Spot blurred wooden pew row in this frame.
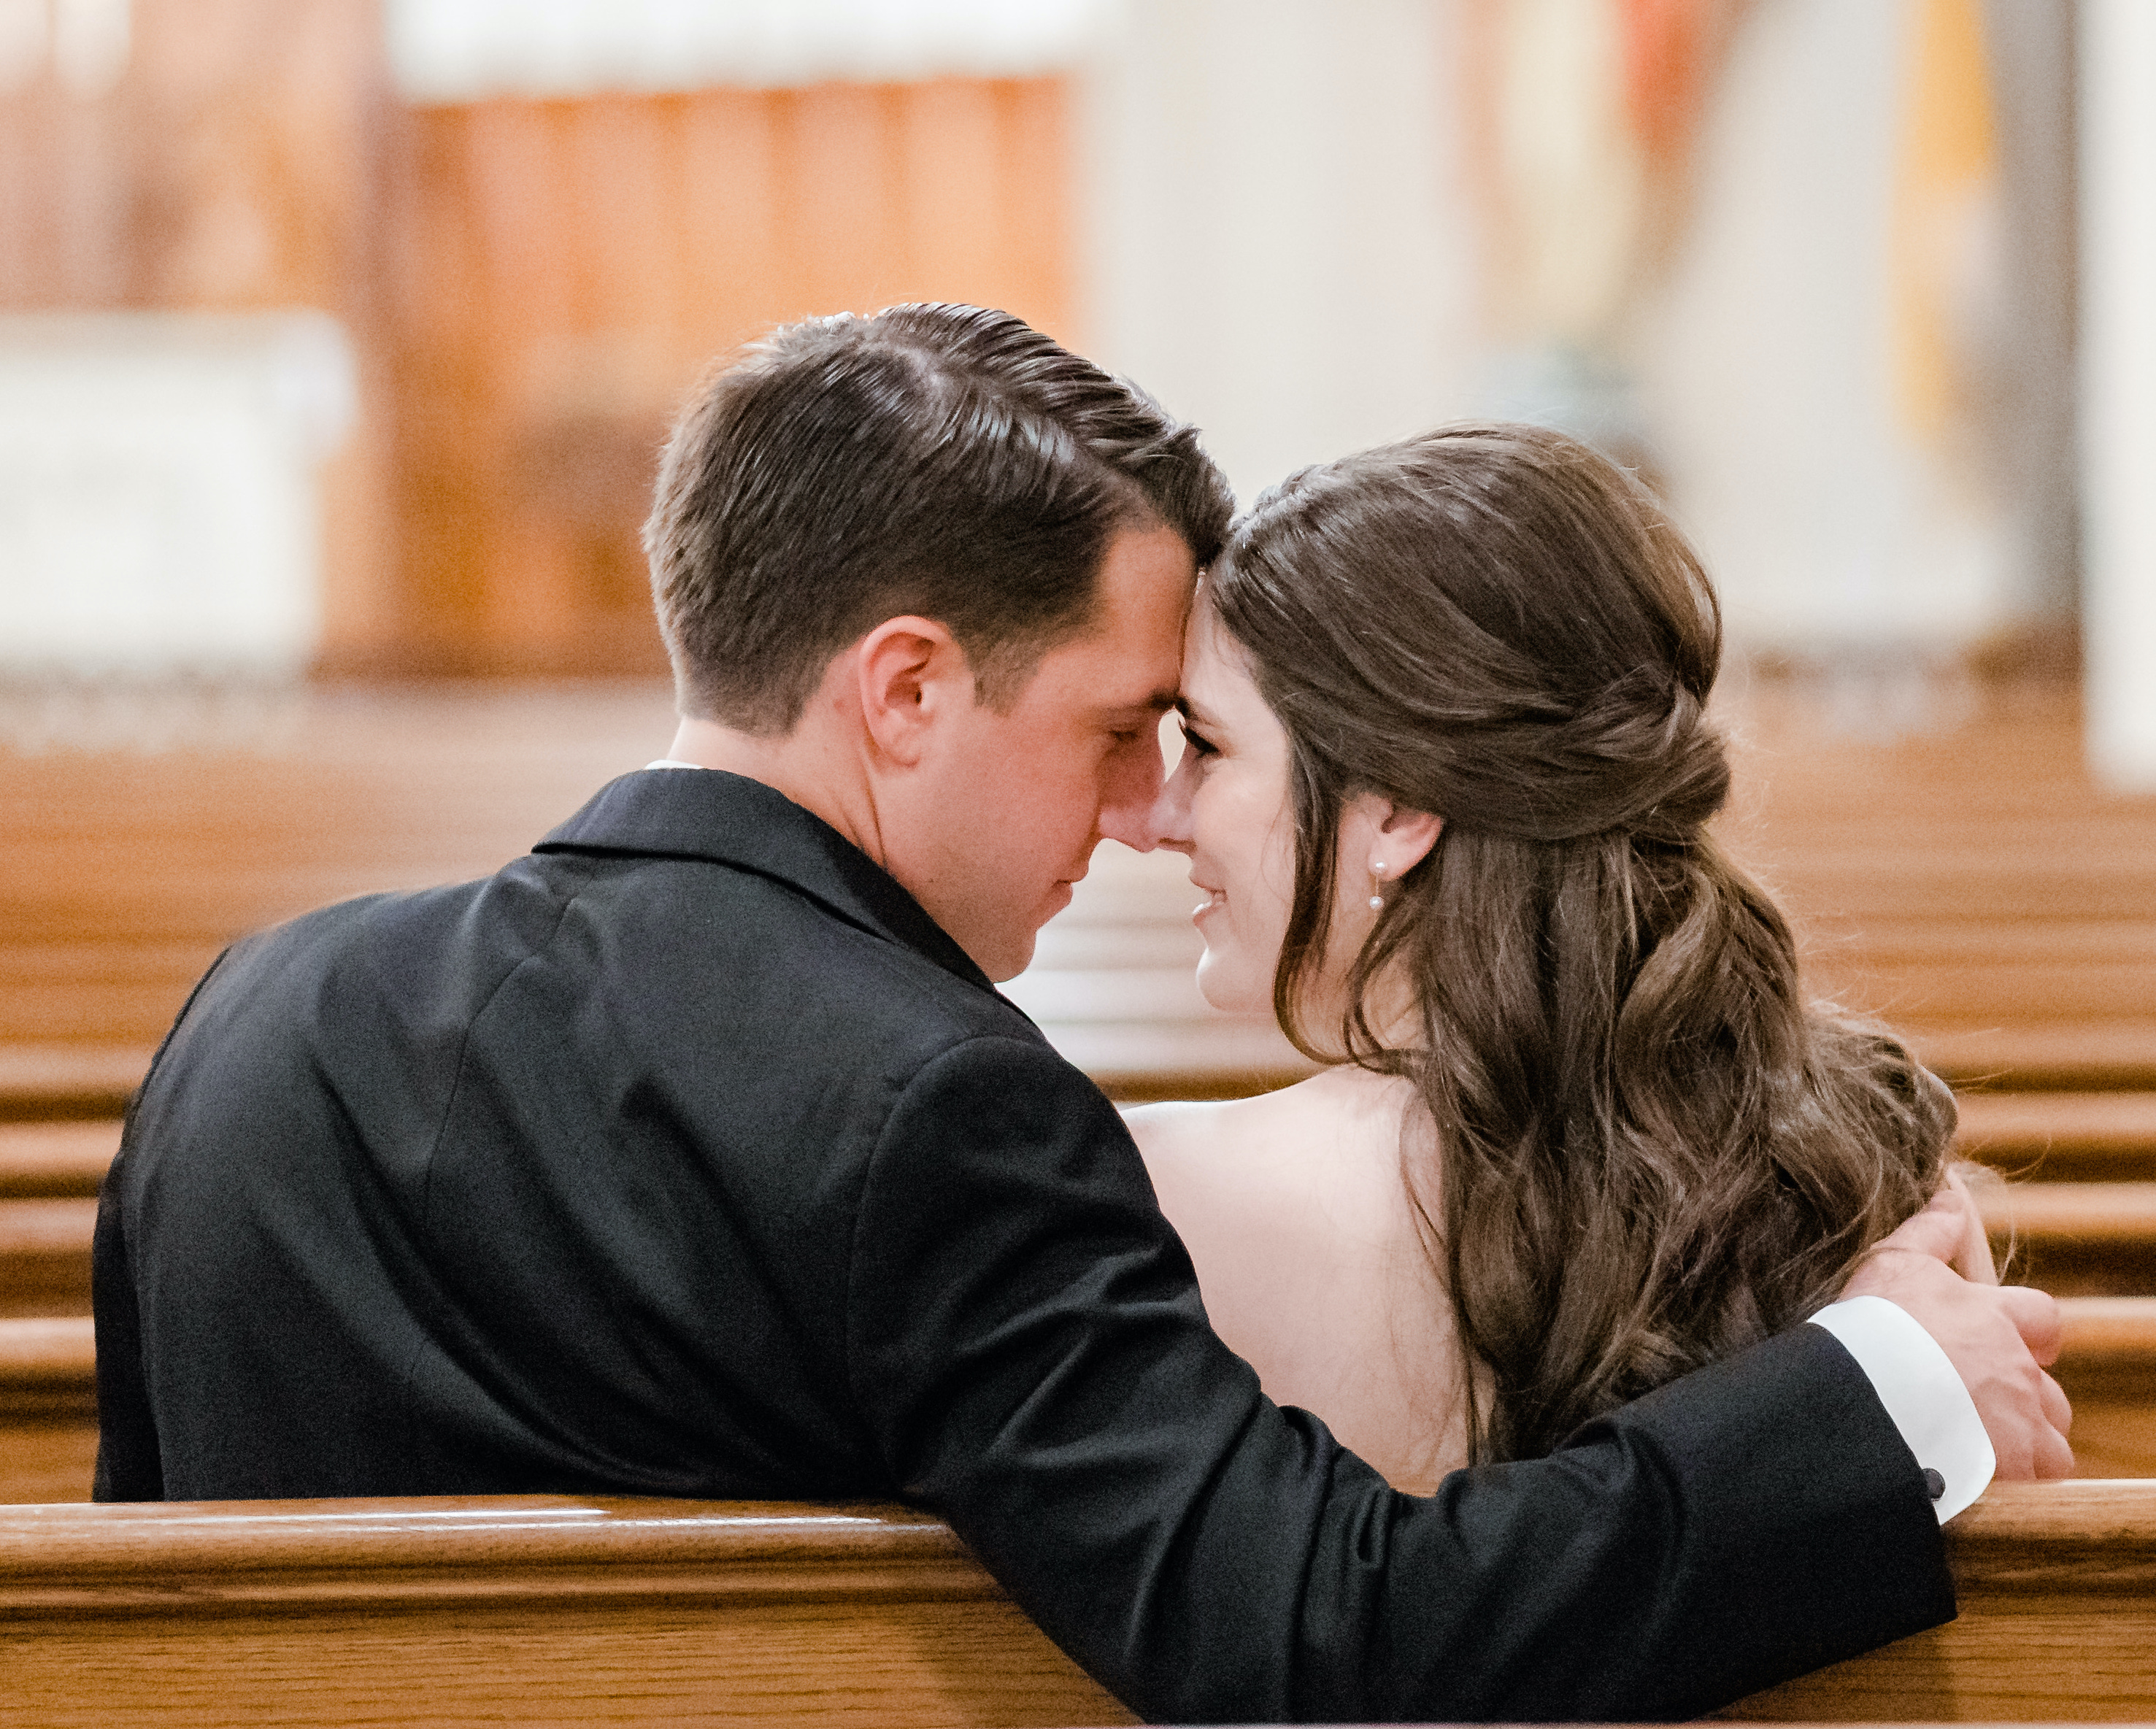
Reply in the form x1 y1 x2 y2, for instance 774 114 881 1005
7 1301 2155 1504
11 799 2156 1072
0 1044 147 1123
7 686 2152 1066
0 1118 121 1195
4 1119 2156 1302
18 917 2156 1060
0 1482 2149 1726
10 1093 2155 1198
8 1099 2156 1316
0 1315 93 1503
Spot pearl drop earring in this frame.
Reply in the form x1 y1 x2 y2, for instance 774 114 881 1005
1368 861 1387 912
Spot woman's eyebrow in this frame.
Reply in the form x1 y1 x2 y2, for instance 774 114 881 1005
1175 694 1220 727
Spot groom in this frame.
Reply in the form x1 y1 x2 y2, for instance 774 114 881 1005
95 304 2071 1724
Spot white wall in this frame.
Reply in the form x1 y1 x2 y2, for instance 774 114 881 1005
1080 0 2033 663
1077 0 1480 507
2081 0 2156 790
382 0 1109 98
1638 0 2011 652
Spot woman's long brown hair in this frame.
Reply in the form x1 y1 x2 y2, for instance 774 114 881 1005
1209 424 1956 1465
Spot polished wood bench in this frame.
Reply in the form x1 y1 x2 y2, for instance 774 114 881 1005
1732 1478 2156 1722
1 1482 2153 1725
1957 1092 2156 1181
1979 1182 2156 1295
2049 1296 2156 1478
0 1120 122 1197
1 1494 1128 1728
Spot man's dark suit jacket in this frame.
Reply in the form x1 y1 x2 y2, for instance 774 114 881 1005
93 767 1952 1723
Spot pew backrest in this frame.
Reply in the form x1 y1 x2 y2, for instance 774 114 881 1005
4 1482 2156 1724
0 1494 1129 1726
1730 1479 2156 1721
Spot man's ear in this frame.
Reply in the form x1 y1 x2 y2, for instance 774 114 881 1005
854 616 973 768
1344 793 1443 879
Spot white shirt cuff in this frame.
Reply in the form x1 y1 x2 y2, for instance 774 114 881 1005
1808 1294 1995 1522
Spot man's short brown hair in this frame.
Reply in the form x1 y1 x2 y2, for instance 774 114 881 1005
644 304 1233 733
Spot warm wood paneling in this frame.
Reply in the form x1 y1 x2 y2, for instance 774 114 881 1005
384 79 1074 677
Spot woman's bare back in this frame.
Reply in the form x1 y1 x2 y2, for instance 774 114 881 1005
1125 1067 1468 1495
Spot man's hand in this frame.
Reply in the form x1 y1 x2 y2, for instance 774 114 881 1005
1843 1182 2075 1481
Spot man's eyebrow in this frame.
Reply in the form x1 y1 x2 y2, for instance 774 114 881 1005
1105 688 1179 717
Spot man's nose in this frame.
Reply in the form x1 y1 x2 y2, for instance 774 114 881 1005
1101 733 1195 855
1096 738 1164 852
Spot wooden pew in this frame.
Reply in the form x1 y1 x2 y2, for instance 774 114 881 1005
0 1494 1129 1728
0 1120 120 1198
0 1044 147 1123
1023 858 2156 1097
8 1301 2153 1504
7 1095 2150 1200
1957 1091 2156 1181
2047 1295 2156 1479
11 691 2156 1097
0 1315 96 1504
0 1193 96 1317
1731 1478 2156 1722
1 1482 2152 1725
13 1155 2156 1322
1980 1182 2156 1295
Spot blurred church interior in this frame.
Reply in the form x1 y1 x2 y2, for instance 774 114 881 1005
4 3 2156 1506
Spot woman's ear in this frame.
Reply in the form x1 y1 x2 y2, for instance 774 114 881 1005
1344 793 1443 879
854 616 970 767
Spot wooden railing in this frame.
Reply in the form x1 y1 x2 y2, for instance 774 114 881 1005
1 1482 2152 1725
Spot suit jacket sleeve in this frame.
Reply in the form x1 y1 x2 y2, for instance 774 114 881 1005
845 1036 1953 1725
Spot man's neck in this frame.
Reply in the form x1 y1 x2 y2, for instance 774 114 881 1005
663 715 887 867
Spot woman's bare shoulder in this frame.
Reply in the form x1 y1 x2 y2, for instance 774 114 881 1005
1124 1070 1432 1266
1128 1070 1467 1493
1121 1093 1277 1164
1125 1068 1412 1150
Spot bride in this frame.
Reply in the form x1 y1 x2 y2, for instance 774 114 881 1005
1125 423 1994 1494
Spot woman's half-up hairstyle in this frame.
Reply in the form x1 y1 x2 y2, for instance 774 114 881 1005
1209 424 1956 1464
